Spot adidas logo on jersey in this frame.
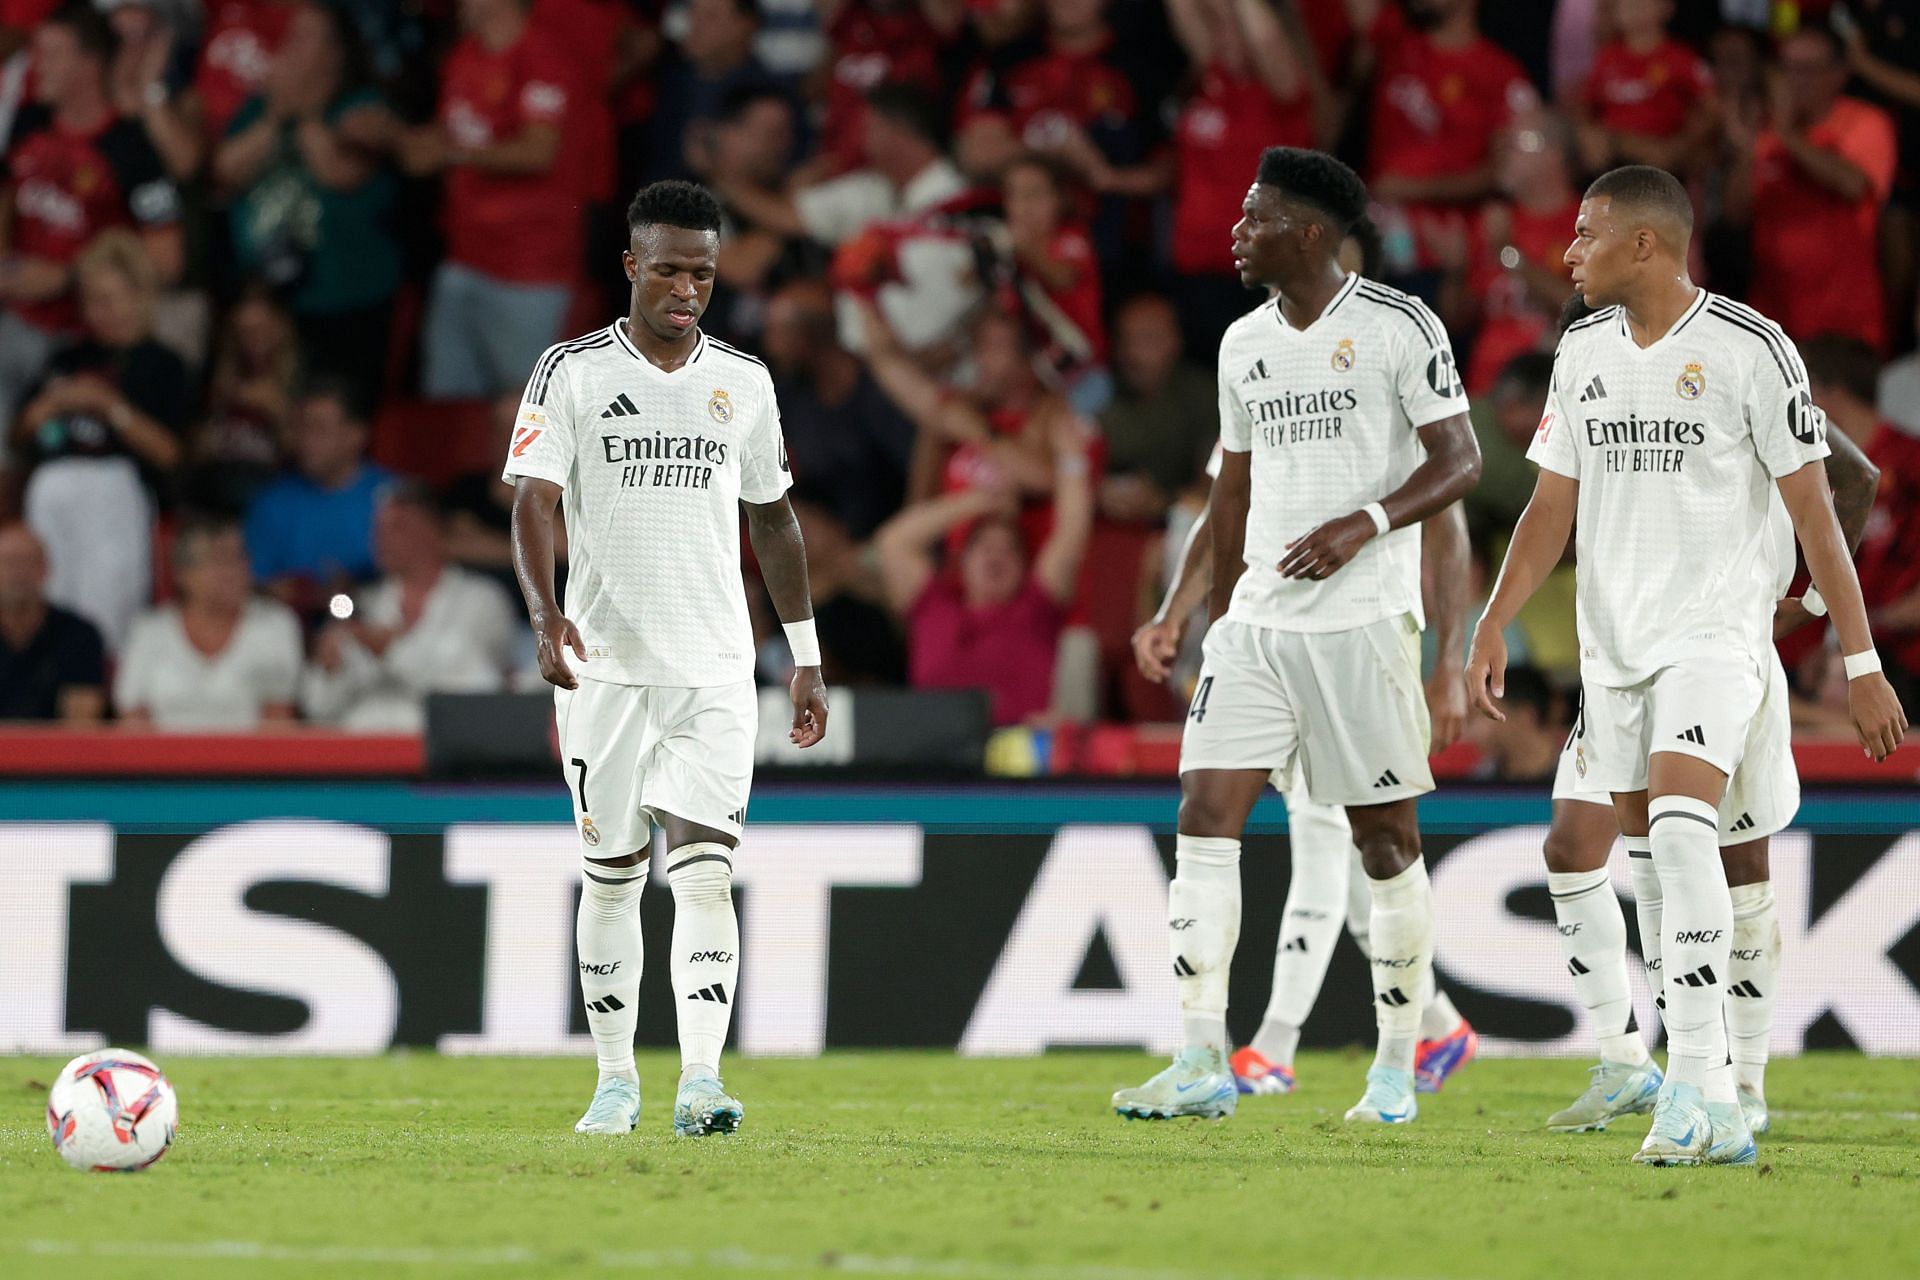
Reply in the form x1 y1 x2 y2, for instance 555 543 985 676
1676 725 1706 745
1578 375 1608 402
600 393 641 418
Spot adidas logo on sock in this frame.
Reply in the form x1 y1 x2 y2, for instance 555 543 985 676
1729 980 1764 998
1378 987 1410 1007
1567 957 1591 977
1373 769 1401 789
1282 936 1309 953
1676 725 1706 745
1674 963 1718 989
1578 375 1608 402
586 994 626 1014
1730 812 1756 832
1173 955 1197 977
687 984 729 1004
599 393 641 418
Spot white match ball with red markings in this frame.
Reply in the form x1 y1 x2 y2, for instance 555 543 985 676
46 1049 178 1172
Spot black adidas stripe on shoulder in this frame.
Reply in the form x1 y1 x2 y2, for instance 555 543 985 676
529 332 614 405
1356 281 1443 350
1561 305 1621 337
1705 298 1806 385
705 336 769 371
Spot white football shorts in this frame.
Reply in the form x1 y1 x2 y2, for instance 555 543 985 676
554 675 757 855
1180 614 1434 806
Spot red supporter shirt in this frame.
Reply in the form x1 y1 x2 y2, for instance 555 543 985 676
3 105 179 333
195 0 300 142
1173 64 1312 276
530 0 621 204
1029 224 1105 364
1367 14 1535 187
1750 97 1898 351
821 3 947 175
438 28 577 285
1464 198 1578 393
957 34 1137 150
909 574 1065 726
1582 38 1712 139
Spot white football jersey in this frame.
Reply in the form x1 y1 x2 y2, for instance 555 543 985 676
503 322 791 688
1527 291 1830 687
1217 273 1469 632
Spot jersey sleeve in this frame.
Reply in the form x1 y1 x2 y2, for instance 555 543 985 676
1390 299 1470 430
739 374 793 504
502 345 579 488
1743 331 1832 479
1525 349 1580 478
1216 355 1253 453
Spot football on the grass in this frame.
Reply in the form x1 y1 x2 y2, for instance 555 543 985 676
46 1049 178 1172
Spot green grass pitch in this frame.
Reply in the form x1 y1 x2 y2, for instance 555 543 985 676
2 1051 1916 1279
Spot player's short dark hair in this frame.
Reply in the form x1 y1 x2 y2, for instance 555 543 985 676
1801 332 1881 402
298 374 370 424
46 1 117 63
1584 165 1694 239
1344 213 1383 279
865 84 946 150
170 511 243 571
627 180 724 238
1556 292 1597 335
379 477 444 521
1501 665 1556 725
1255 147 1368 234
1494 352 1555 399
717 83 792 126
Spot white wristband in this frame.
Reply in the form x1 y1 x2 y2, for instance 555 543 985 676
1802 587 1828 618
783 618 822 668
1361 502 1391 537
1844 649 1882 680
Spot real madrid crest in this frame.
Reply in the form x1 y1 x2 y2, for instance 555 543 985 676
580 816 601 847
708 388 733 424
1676 361 1706 400
1332 338 1356 372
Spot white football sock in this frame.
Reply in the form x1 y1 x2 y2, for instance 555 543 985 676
577 857 646 1085
1549 866 1650 1066
1170 834 1241 1054
666 844 739 1080
1252 798 1350 1065
1625 835 1663 1036
1650 796 1735 1102
1419 984 1463 1041
1367 859 1434 1075
1727 880 1779 1096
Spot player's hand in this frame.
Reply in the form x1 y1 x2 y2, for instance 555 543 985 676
789 666 828 748
1278 511 1375 580
1464 620 1508 722
534 614 587 690
1131 616 1184 683
1847 670 1907 762
1427 666 1468 752
1772 596 1813 639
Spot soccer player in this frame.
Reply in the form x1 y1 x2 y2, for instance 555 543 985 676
1467 165 1906 1166
1112 147 1482 1125
1136 452 1479 1095
1542 427 1877 1138
505 179 829 1138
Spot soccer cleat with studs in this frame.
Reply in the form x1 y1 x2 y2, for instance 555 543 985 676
1548 1059 1663 1133
1113 1048 1237 1120
574 1076 640 1134
1229 1047 1297 1095
673 1074 744 1137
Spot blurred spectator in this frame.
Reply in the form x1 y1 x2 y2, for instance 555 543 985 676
755 492 905 686
760 278 914 538
1838 1 1920 352
1167 0 1315 353
401 0 574 399
186 283 301 513
645 0 776 184
814 0 960 178
215 3 400 400
1443 115 1578 395
1465 663 1561 782
1465 351 1553 536
876 423 1093 726
103 0 202 183
443 389 567 601
244 378 389 608
1727 24 1896 351
301 480 517 731
1572 0 1716 176
695 84 810 335
0 521 106 722
1357 0 1537 283
1096 293 1213 524
193 0 303 144
0 0 59 67
115 514 302 727
1 3 182 436
14 230 189 648
995 153 1107 413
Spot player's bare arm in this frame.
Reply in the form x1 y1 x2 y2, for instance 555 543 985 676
1134 501 1212 683
1207 447 1253 622
1277 412 1481 581
1774 462 1907 760
1423 500 1471 752
745 495 829 748
1777 426 1879 637
1466 469 1578 721
509 475 585 690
